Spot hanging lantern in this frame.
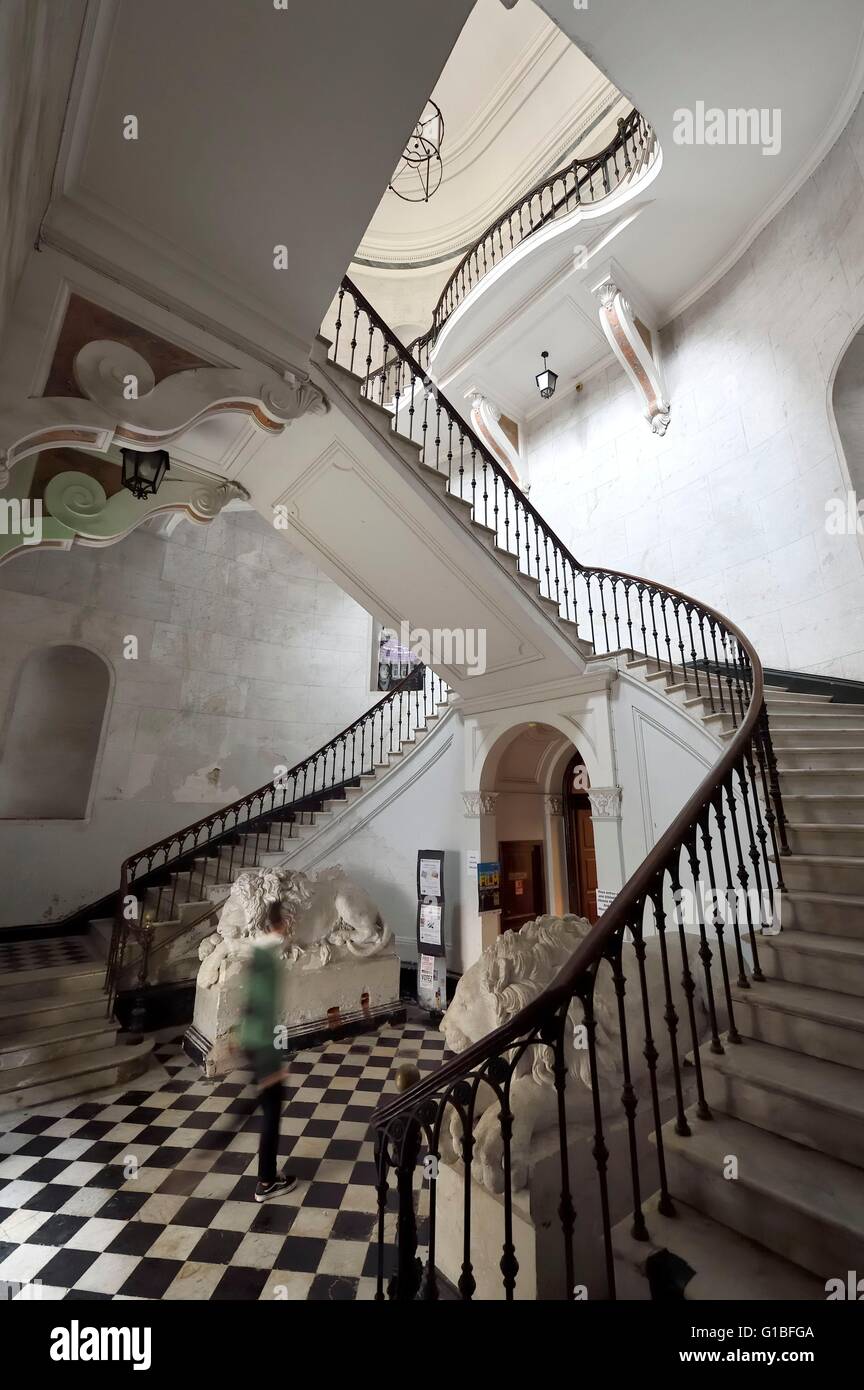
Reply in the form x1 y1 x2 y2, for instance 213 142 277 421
535 351 558 400
120 448 170 499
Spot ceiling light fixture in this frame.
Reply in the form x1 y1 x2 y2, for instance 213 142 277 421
389 100 444 204
535 351 558 400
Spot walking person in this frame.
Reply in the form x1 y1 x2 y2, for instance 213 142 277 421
239 900 298 1202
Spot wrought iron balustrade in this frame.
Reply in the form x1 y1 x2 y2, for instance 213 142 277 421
105 665 448 1008
365 107 655 394
324 278 789 1301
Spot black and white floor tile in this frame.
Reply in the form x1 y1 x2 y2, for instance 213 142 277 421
0 1017 448 1301
0 936 96 975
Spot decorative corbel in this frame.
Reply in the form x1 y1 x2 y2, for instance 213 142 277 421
0 338 328 485
466 388 526 490
592 275 670 435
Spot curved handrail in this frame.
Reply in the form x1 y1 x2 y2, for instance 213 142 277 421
324 278 789 1300
106 661 449 1001
369 108 655 379
374 581 767 1124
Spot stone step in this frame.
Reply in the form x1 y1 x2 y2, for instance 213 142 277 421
0 1016 119 1071
771 700 864 716
781 793 864 825
785 823 864 858
0 991 107 1038
782 889 864 936
772 711 864 733
776 852 864 896
0 961 104 1002
757 927 864 995
773 726 864 747
777 745 864 771
777 767 864 797
612 1193 822 1301
764 691 832 705
0 1036 154 1115
731 977 864 1069
702 1039 864 1167
659 1109 864 1278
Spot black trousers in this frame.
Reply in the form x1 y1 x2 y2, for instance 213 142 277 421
257 1079 284 1184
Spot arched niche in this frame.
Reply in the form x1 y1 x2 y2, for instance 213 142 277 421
0 645 111 819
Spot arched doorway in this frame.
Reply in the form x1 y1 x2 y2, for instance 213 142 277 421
562 750 598 922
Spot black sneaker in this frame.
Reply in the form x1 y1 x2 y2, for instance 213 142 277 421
255 1172 297 1203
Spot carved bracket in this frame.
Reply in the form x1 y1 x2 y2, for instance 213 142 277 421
591 275 670 435
0 469 250 567
0 338 328 486
466 388 525 490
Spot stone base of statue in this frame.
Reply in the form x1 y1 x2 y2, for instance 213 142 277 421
185 948 403 1077
435 1085 678 1301
180 863 403 1078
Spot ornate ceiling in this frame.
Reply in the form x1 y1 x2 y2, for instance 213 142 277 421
354 0 625 273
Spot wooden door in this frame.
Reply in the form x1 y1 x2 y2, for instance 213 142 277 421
498 840 546 932
575 807 598 922
563 751 599 923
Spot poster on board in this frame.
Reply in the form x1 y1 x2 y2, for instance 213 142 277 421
418 900 443 949
477 860 501 912
416 849 446 961
418 852 444 901
418 953 447 1013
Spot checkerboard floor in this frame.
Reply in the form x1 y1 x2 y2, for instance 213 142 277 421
0 1015 449 1301
0 935 96 974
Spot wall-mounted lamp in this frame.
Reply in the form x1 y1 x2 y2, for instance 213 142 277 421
120 448 170 500
535 350 558 400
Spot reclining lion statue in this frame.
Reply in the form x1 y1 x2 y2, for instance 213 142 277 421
439 913 738 1193
197 864 392 991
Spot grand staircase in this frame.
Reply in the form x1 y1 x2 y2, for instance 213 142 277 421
605 669 864 1297
2 248 862 1297
0 667 450 1114
302 281 864 1301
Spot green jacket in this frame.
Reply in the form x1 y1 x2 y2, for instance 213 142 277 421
238 940 282 1081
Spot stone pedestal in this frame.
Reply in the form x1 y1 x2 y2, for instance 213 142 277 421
184 949 403 1077
436 1083 678 1300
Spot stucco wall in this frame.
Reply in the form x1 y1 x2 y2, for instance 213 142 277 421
0 508 376 925
524 96 864 678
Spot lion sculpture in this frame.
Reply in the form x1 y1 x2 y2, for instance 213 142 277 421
439 913 737 1193
196 864 392 992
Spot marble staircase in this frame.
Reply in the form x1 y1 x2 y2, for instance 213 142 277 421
613 665 864 1299
0 952 153 1114
87 694 455 989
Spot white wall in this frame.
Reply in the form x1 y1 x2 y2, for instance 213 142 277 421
278 709 467 968
524 96 864 678
0 509 377 926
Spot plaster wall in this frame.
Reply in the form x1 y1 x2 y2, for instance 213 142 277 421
0 508 377 926
523 97 864 678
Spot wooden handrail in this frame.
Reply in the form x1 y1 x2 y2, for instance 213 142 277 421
374 585 764 1126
